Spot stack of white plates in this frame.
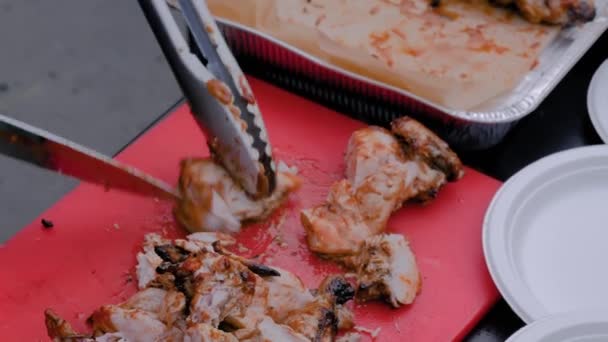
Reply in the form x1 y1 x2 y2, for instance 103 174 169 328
588 59 608 144
483 74 608 341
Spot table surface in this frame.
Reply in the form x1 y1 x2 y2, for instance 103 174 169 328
0 1 606 340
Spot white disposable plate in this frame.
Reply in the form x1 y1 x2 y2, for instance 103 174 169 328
483 145 608 323
588 59 608 143
506 310 608 342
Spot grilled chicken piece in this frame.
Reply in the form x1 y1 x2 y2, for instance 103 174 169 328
175 158 301 234
45 309 90 341
212 241 281 278
264 267 315 323
431 0 595 25
301 179 374 256
121 288 186 327
240 316 309 342
181 252 265 328
184 323 238 342
47 233 359 342
391 117 464 182
499 0 595 25
173 232 237 255
136 232 236 289
355 234 421 307
134 234 268 330
136 234 170 289
88 306 168 342
283 276 355 341
302 117 463 256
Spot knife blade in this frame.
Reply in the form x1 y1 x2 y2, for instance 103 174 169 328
0 114 180 201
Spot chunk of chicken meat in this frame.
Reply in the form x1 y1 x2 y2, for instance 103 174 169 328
152 249 267 329
120 288 186 327
87 305 171 342
45 310 129 342
264 267 315 323
354 234 421 307
497 0 595 25
432 0 595 25
391 117 464 183
85 287 187 341
136 232 236 289
131 232 276 331
302 116 463 256
45 309 89 341
301 180 375 256
240 316 309 342
283 275 355 341
175 158 301 234
184 323 238 342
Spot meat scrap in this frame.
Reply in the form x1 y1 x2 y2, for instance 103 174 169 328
45 232 356 342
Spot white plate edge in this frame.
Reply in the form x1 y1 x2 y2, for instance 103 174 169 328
588 58 608 144
506 309 608 342
482 145 608 324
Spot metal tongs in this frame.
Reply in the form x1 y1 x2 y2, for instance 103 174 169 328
137 0 277 199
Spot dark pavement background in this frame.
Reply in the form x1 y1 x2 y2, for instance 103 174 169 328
0 0 181 242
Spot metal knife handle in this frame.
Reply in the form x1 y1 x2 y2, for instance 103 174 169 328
0 114 180 201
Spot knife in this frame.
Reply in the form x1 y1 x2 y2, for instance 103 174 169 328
0 113 180 201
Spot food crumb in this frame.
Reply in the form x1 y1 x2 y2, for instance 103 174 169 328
113 223 120 230
153 197 160 203
394 320 401 333
41 219 54 229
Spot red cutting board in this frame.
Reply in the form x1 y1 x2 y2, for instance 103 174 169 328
0 77 500 341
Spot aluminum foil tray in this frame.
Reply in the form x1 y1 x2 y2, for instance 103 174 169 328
214 5 607 150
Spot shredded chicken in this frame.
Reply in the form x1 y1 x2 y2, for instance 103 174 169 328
354 234 421 307
175 159 301 234
302 116 464 256
45 233 355 342
264 267 315 322
283 276 355 341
